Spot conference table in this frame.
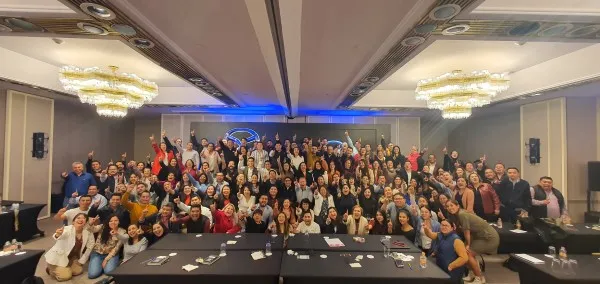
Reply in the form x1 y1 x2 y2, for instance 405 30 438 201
510 253 600 284
493 222 545 254
148 233 284 251
109 249 281 284
0 203 46 245
0 249 44 284
286 234 421 253
560 223 600 254
280 251 451 284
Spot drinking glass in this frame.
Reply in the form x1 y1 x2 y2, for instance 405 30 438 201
548 246 556 258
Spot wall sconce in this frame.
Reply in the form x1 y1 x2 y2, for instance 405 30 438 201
32 132 49 159
524 138 541 164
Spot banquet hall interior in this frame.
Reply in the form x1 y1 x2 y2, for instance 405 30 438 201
1 0 600 283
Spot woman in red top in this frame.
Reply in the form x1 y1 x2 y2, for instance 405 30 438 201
149 134 174 176
211 203 241 233
468 173 501 222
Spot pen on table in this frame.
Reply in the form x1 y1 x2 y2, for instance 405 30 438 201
407 263 413 270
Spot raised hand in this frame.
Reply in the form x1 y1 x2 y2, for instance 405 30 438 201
149 134 155 141
442 147 447 154
191 129 195 136
93 199 101 207
275 132 279 140
55 226 65 237
146 153 151 160
170 215 177 223
88 151 94 158
387 220 393 232
61 171 68 178
344 130 349 136
121 152 127 160
381 134 384 138
71 191 79 198
161 130 166 138
343 210 349 221
173 197 180 204
292 133 297 141
110 229 117 236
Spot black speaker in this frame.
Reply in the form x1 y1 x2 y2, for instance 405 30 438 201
529 138 541 164
588 161 600 191
32 132 47 159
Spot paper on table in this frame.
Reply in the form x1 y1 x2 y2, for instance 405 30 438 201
349 263 362 268
182 264 199 272
226 240 237 245
324 238 345 247
251 251 265 260
510 229 527 234
515 254 545 264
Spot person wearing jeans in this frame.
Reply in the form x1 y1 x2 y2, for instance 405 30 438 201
88 215 127 279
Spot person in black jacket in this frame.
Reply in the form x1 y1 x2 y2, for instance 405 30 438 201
530 176 565 219
88 193 130 229
219 137 238 166
498 167 531 223
320 207 348 234
140 203 181 233
359 188 378 219
442 147 463 174
244 209 268 233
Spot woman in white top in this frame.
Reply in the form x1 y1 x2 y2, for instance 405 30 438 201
122 223 148 262
344 205 369 235
237 186 256 213
45 213 95 282
313 186 335 221
288 147 305 170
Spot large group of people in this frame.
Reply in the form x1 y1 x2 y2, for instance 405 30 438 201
47 130 569 283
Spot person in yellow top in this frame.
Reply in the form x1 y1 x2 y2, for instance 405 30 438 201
121 185 157 227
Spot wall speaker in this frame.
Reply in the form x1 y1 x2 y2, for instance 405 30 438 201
588 161 600 191
32 132 48 159
528 138 541 164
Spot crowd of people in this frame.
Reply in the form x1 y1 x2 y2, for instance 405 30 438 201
46 130 568 283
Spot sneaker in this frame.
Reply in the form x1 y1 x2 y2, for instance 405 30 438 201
463 271 475 282
471 276 486 284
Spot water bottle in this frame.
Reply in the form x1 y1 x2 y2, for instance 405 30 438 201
219 242 227 256
265 242 272 256
382 238 390 258
559 246 567 260
419 252 427 269
497 218 503 228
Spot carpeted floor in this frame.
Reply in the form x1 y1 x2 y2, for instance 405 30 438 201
22 216 520 283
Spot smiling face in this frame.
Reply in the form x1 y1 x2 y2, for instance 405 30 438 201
152 223 164 237
398 211 409 225
223 204 235 217
72 214 87 228
191 196 201 206
303 212 312 224
277 213 287 224
128 224 140 238
328 208 338 220
108 216 119 230
420 207 431 220
456 177 467 189
352 206 362 218
440 220 454 235
446 201 460 214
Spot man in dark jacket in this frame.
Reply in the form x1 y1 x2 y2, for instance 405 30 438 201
530 176 565 219
498 167 531 223
88 193 130 229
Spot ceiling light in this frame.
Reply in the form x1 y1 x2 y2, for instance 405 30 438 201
0 24 12 32
401 36 425 47
194 82 209 87
530 93 542 96
508 22 541 36
349 93 362 97
358 81 374 87
414 24 437 34
213 92 223 97
4 18 44 32
77 22 108 35
189 77 205 82
111 24 136 36
566 25 600 38
429 4 461 21
129 38 155 48
80 3 116 20
58 65 158 117
365 77 379 82
415 70 510 119
442 24 470 35
538 24 573 37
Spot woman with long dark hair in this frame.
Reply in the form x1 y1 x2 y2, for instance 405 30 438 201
388 210 416 242
369 209 389 235
123 223 148 262
423 219 468 283
88 215 127 279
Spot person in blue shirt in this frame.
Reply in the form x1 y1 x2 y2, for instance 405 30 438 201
61 162 96 207
423 219 469 283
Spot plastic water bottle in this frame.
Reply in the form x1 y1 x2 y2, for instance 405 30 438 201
497 218 503 228
419 252 427 269
219 242 227 256
382 238 390 258
265 242 272 256
559 246 567 260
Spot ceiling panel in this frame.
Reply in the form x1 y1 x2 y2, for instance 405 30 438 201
0 0 78 17
473 0 600 15
297 0 422 109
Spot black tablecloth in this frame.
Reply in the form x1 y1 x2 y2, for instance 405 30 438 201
281 251 451 284
0 250 44 284
109 250 281 284
493 222 545 254
286 234 421 253
0 204 45 245
148 233 284 251
510 254 600 284
562 224 600 254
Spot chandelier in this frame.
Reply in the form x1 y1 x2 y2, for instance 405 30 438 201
58 65 158 117
415 70 509 119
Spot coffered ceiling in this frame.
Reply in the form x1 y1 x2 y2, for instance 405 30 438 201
0 0 599 117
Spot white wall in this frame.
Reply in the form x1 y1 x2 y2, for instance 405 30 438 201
3 90 54 219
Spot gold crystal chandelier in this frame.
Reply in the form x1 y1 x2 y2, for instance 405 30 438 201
415 70 509 119
58 65 158 117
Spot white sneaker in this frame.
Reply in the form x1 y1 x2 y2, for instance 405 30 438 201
463 271 475 282
471 276 486 284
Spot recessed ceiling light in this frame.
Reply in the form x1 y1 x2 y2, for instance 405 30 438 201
80 3 116 20
566 25 600 38
414 24 437 34
4 18 44 32
349 93 362 97
442 24 470 35
194 82 209 87
429 4 461 21
401 36 425 47
358 81 374 88
77 22 108 35
111 24 136 36
531 93 542 96
365 77 379 82
213 92 223 97
0 24 12 32
129 38 155 48
189 77 205 82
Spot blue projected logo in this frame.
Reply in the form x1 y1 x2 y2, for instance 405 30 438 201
225 128 260 146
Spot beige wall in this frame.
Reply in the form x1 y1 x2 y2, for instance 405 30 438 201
447 108 521 168
133 115 161 162
3 90 54 218
566 97 599 218
0 89 6 198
